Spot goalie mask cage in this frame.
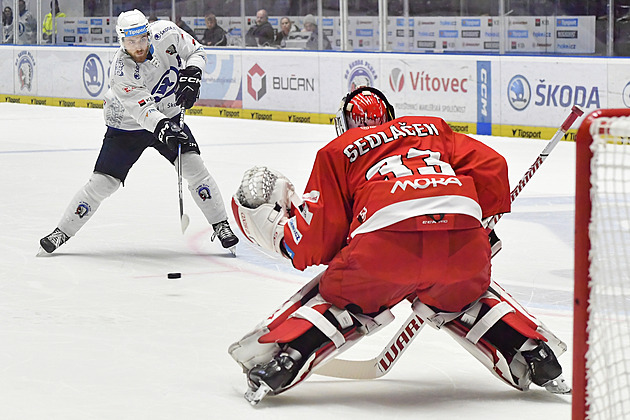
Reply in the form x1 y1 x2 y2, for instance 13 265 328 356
574 109 630 420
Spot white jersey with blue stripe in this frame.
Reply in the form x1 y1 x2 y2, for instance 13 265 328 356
103 20 206 132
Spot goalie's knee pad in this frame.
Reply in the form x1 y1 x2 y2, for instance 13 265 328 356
413 280 567 391
180 153 227 224
229 273 394 395
58 172 121 236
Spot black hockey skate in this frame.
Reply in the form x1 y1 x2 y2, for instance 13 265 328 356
245 351 302 405
522 341 571 394
211 220 239 255
37 228 70 256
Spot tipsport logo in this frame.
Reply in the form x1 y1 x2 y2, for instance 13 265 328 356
83 54 105 97
247 64 267 101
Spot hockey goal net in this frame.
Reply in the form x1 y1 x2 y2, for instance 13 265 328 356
574 109 630 419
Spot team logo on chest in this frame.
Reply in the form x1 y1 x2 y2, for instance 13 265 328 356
151 66 179 103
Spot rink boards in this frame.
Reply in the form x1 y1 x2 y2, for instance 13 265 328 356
1 45 630 138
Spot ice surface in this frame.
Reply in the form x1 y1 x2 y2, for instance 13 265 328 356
0 103 574 419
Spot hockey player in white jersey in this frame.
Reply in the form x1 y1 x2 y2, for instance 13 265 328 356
39 9 238 255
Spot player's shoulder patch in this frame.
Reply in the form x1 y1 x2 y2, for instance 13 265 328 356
150 20 178 43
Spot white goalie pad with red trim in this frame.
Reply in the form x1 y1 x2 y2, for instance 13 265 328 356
413 279 567 391
228 272 395 380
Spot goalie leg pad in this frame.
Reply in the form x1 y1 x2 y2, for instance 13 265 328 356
58 172 121 236
412 279 567 391
180 153 227 225
229 274 323 372
230 272 395 399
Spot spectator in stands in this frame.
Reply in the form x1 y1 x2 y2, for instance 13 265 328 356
42 0 65 43
176 16 197 40
201 13 227 46
303 14 331 50
245 8 274 47
18 0 37 45
274 16 299 47
2 6 12 44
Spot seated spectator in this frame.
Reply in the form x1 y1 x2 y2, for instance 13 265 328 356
201 13 227 46
176 16 197 40
274 16 299 47
245 8 274 47
303 14 331 50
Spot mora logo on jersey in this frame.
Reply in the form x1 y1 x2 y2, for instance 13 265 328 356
391 176 463 193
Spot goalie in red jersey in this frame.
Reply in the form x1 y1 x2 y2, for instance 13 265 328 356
229 87 570 405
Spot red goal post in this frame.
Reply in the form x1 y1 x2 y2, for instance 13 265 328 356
574 109 630 420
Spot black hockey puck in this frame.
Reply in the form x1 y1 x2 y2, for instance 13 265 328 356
167 272 182 279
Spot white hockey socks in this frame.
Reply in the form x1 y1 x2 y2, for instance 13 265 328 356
57 172 121 237
179 153 227 225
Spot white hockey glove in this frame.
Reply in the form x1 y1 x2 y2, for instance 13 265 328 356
232 166 301 256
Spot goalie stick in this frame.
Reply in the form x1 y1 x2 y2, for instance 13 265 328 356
314 105 585 380
177 109 190 234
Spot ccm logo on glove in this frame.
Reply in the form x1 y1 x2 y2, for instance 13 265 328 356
176 66 202 109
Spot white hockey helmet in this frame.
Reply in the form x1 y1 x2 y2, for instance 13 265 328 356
116 9 149 46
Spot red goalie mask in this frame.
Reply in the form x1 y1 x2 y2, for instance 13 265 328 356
335 87 395 135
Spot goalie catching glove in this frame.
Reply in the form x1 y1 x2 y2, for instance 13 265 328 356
231 166 301 256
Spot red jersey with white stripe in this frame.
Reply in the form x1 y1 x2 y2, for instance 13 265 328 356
282 116 511 271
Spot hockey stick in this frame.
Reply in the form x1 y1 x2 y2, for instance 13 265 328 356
177 109 190 234
314 105 585 380
485 105 584 229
